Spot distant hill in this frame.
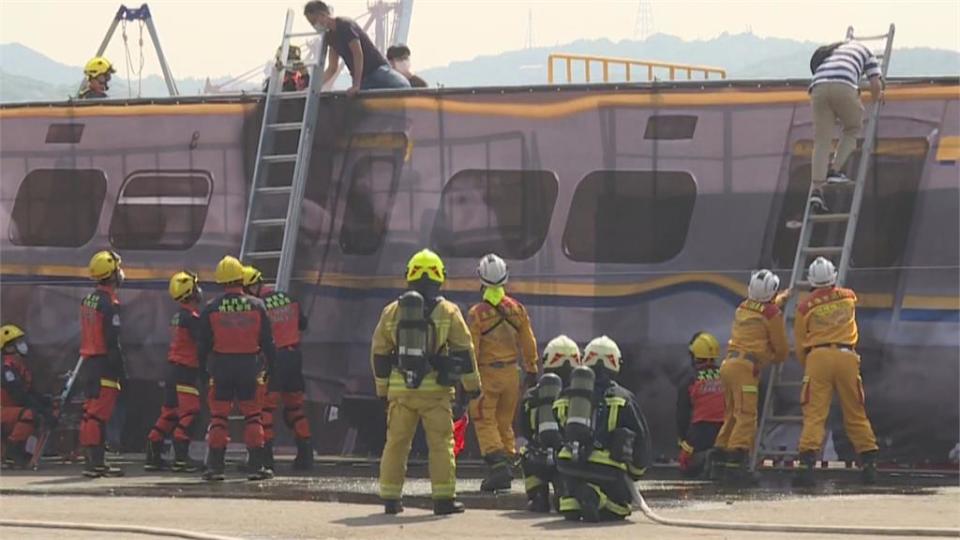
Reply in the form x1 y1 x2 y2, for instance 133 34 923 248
2 33 959 102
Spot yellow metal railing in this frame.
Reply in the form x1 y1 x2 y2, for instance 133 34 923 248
547 53 726 84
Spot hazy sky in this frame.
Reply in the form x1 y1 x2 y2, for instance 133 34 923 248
1 0 958 79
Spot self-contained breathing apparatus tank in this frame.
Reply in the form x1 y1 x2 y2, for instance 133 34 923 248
536 373 563 449
396 290 432 389
563 366 596 461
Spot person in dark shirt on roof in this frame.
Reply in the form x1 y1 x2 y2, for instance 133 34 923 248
303 1 410 95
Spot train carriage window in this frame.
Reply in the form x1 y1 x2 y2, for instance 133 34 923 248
771 138 928 269
10 169 106 247
644 115 698 140
563 171 696 264
339 157 398 255
432 169 558 259
109 171 212 250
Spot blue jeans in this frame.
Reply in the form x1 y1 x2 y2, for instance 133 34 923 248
361 65 411 90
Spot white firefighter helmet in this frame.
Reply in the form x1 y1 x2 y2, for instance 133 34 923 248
477 253 508 287
808 256 838 287
747 269 780 302
583 335 622 374
542 335 582 371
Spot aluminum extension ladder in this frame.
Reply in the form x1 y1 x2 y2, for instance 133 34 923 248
239 9 327 290
750 24 896 471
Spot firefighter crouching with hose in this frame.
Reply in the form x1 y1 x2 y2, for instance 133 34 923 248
468 253 539 492
555 336 651 523
676 332 725 478
371 249 480 516
518 335 582 513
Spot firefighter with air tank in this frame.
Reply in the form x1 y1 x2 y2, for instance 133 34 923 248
370 249 480 516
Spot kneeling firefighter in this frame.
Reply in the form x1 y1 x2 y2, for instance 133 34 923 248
519 335 582 513
1 325 55 469
555 336 651 522
370 249 481 516
675 332 725 478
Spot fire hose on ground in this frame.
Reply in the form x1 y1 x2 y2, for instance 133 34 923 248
0 519 243 540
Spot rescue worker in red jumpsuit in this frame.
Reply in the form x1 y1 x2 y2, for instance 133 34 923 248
199 256 276 481
79 250 126 478
676 332 725 478
1 325 52 469
145 271 205 473
243 266 313 471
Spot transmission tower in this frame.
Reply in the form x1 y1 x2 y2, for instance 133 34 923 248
634 0 654 40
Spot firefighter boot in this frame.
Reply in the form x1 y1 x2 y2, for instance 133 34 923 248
292 438 314 471
792 451 817 488
723 449 757 487
527 485 551 513
2 441 29 469
480 451 513 492
247 446 274 481
202 448 226 481
575 483 602 523
144 439 165 471
84 446 124 478
860 450 879 485
172 440 199 473
384 499 404 515
433 498 466 516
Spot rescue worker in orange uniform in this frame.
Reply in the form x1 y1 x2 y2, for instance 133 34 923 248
467 253 538 492
243 266 313 471
79 250 126 478
1 325 53 469
676 332 725 478
793 257 879 487
199 256 276 481
713 270 790 484
371 249 481 516
145 271 204 473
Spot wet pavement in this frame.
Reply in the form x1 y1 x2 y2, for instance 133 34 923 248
1 454 955 512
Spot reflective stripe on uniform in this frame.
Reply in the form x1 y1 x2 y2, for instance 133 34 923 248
538 421 559 434
741 385 758 393
606 396 625 432
587 449 628 471
559 496 581 512
431 481 456 499
380 483 402 499
525 475 543 491
100 378 121 390
175 384 200 396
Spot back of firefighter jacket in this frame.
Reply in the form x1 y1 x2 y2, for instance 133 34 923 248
1 353 32 407
676 363 725 434
727 299 789 365
467 296 538 373
168 304 202 368
261 289 308 349
79 285 121 359
793 286 859 364
199 290 276 367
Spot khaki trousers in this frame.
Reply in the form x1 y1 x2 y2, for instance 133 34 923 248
810 82 863 185
713 358 759 452
379 395 456 500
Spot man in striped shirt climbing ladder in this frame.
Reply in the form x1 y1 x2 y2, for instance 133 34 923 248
808 40 884 212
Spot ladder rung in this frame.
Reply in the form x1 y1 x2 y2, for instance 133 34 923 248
246 251 282 259
794 280 810 288
852 32 891 42
803 246 843 256
256 186 293 195
768 415 804 423
808 213 851 223
267 122 304 131
759 449 796 457
775 381 804 388
277 91 308 100
285 31 320 38
261 154 298 163
250 218 288 228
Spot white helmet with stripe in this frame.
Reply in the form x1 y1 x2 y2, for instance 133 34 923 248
477 253 508 287
583 335 622 374
747 269 780 303
808 256 838 287
542 335 582 371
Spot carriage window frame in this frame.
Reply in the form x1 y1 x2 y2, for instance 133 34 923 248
644 115 698 140
430 169 559 260
562 170 697 264
9 168 107 247
108 170 213 251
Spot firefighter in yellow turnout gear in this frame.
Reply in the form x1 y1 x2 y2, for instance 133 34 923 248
713 270 790 484
467 253 539 492
371 249 481 516
793 257 879 487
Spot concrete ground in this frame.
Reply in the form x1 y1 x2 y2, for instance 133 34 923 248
1 489 958 540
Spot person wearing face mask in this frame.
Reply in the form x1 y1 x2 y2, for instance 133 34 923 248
79 57 115 99
1 325 53 469
144 271 205 473
78 250 126 477
386 45 428 88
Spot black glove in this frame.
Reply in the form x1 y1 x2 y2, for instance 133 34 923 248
524 371 539 389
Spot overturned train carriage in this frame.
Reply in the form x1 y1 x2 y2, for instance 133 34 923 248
1 78 957 462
